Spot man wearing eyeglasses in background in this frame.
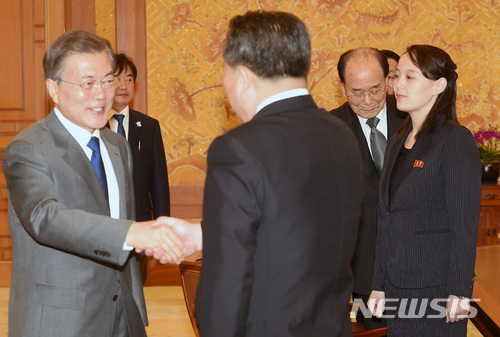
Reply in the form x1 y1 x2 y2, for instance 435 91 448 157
109 53 171 285
3 30 185 337
329 47 405 330
381 49 400 96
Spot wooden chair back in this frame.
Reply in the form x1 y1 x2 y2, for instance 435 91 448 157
179 259 202 337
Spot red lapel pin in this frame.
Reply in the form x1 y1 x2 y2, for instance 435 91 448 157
414 160 424 168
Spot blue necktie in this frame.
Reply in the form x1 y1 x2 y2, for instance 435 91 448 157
113 114 126 137
87 136 109 202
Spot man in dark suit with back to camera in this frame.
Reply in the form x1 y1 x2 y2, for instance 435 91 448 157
109 53 171 283
184 11 365 337
330 47 406 329
3 30 184 337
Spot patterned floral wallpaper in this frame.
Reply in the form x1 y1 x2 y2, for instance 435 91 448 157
95 0 116 50
97 0 499 185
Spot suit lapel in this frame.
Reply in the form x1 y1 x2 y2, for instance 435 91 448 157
386 96 406 141
382 124 440 209
127 109 141 153
380 130 404 211
396 129 436 186
46 112 111 215
65 139 109 212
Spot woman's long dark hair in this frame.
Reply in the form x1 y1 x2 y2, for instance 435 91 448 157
396 45 459 139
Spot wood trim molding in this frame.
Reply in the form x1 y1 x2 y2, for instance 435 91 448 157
170 186 204 219
64 0 95 32
147 186 204 286
0 262 11 287
115 0 147 114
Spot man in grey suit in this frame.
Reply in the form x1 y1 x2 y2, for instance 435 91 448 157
3 30 184 337
330 47 406 329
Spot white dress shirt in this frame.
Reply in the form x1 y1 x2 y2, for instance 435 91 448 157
54 108 120 220
256 88 309 114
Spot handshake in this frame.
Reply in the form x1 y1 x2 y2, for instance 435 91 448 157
125 217 203 264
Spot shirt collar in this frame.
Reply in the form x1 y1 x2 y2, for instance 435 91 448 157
355 101 388 125
256 88 309 114
54 108 101 147
109 105 130 121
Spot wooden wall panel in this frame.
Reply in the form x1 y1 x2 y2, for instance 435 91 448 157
47 0 66 45
0 0 50 274
64 0 95 32
0 0 66 287
115 0 147 114
0 0 46 131
146 185 204 286
0 262 12 287
170 186 204 219
0 2 23 110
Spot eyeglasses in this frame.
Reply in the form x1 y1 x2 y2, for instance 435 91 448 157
56 77 118 94
345 87 387 101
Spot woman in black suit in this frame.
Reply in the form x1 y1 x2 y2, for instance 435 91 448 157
369 45 482 336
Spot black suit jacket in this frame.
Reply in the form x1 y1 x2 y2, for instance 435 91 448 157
372 117 481 297
195 95 364 337
127 109 170 221
330 97 405 296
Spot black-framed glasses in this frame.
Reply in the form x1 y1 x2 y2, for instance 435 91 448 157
56 77 118 94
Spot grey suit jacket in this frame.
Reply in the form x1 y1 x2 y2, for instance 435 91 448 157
330 97 405 296
3 111 148 337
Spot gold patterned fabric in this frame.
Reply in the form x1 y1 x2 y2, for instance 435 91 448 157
95 0 499 183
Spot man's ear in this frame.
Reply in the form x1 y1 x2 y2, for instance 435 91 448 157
434 77 447 95
234 65 258 123
237 65 254 94
340 81 347 98
46 78 60 105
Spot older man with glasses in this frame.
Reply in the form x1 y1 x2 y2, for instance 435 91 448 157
3 30 185 337
329 47 406 330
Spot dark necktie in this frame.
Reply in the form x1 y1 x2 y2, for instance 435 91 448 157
113 114 126 137
366 117 387 172
87 136 109 202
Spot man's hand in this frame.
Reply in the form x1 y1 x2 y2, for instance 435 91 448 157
146 217 202 259
368 290 386 318
446 295 470 323
125 220 185 264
